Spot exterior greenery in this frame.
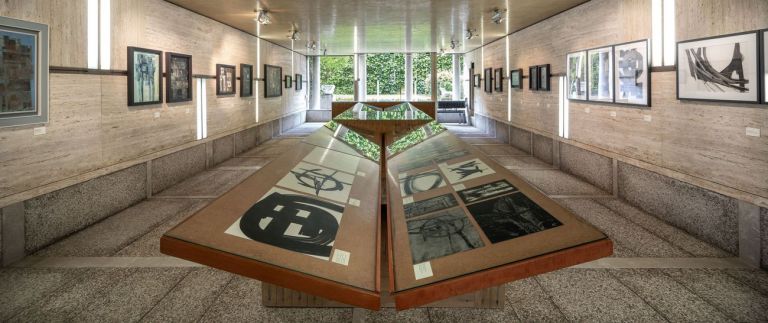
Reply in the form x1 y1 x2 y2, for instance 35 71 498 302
320 56 354 96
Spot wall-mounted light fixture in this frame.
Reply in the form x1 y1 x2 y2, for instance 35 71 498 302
254 9 271 24
450 40 457 50
490 8 507 25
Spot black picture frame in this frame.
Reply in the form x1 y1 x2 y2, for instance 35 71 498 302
128 46 163 106
676 30 761 104
509 69 522 89
763 29 768 104
529 66 538 91
295 74 303 91
240 64 253 97
587 46 614 102
537 64 551 91
284 75 293 89
566 50 588 101
216 64 236 96
473 74 481 88
165 52 192 103
264 64 282 98
483 68 493 93
494 68 504 92
613 39 651 107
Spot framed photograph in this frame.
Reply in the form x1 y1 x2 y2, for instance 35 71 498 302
128 46 163 106
614 40 650 106
677 31 760 103
587 46 614 102
240 64 253 97
284 75 293 89
473 74 481 88
216 64 236 95
493 68 504 92
0 16 49 127
509 69 522 89
529 66 538 91
483 68 493 93
764 29 768 104
295 74 303 91
566 51 587 100
165 52 192 103
264 64 282 98
538 64 551 91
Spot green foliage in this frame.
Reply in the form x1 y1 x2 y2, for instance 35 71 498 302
366 53 405 95
320 56 354 95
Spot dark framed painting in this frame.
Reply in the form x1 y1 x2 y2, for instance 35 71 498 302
284 75 293 89
295 74 303 91
473 74 481 88
216 64 236 96
0 16 49 127
764 29 768 104
128 46 163 106
509 69 522 89
538 64 551 91
494 68 504 92
483 68 493 93
529 66 538 91
240 64 253 97
677 31 760 103
566 51 587 100
614 39 650 107
165 52 192 103
264 64 282 98
587 46 614 102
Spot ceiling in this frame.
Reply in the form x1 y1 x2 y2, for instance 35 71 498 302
166 0 588 56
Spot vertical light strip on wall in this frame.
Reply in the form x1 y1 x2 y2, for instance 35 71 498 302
505 35 511 122
662 0 676 66
196 79 208 140
256 25 261 123
558 76 569 139
651 0 675 66
98 0 111 69
651 0 662 67
87 0 99 69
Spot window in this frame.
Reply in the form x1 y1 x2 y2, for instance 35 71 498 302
436 54 454 101
412 53 431 101
366 53 405 101
319 55 354 101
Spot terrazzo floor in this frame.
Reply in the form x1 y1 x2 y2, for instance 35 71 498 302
2 123 767 322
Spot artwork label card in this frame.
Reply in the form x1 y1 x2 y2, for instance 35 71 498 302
276 161 355 204
457 179 519 204
466 193 562 244
439 158 495 184
413 262 434 280
407 208 484 263
332 249 351 266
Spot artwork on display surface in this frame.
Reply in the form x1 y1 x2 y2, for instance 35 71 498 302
240 64 253 97
403 193 459 219
529 66 538 91
276 161 355 204
264 64 282 98
165 52 192 103
226 188 344 260
216 64 236 95
483 68 493 93
473 74 481 88
284 75 293 89
407 208 484 263
677 31 760 103
614 40 650 106
128 47 163 106
494 68 504 92
0 16 49 127
509 69 522 89
457 180 518 204
537 64 551 91
303 146 361 174
466 192 562 244
399 169 446 196
438 158 495 184
566 51 587 100
587 46 614 102
295 74 303 91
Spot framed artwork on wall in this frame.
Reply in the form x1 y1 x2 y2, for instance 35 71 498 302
529 66 538 91
295 74 303 91
284 75 293 89
473 74 481 88
614 39 650 106
166 52 192 103
494 68 504 92
128 46 163 106
587 46 614 102
566 51 587 100
240 64 253 97
538 64 551 91
264 64 282 98
764 29 768 104
509 69 522 89
216 64 236 95
677 31 760 103
483 68 493 93
0 16 49 127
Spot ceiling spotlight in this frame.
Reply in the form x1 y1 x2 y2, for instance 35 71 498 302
254 9 271 24
450 40 457 50
491 8 507 24
307 41 318 51
289 28 301 41
465 29 476 40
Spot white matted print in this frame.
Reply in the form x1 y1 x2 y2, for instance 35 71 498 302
438 158 495 184
304 147 361 174
398 169 446 196
614 40 649 106
276 161 355 204
763 30 767 104
587 46 614 102
566 51 587 100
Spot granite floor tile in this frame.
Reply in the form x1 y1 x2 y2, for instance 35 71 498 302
514 169 608 196
361 308 430 323
556 198 690 257
475 144 529 156
723 269 768 296
216 157 272 169
35 199 208 257
0 268 82 321
156 169 254 197
505 278 567 322
428 307 520 323
491 155 554 170
535 269 666 322
610 269 731 322
239 144 292 157
140 268 234 322
663 269 768 322
115 199 209 256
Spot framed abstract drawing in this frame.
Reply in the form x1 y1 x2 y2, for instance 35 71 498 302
128 46 163 106
295 74 303 91
483 68 493 93
587 46 614 102
509 69 522 89
538 64 551 91
216 64 236 96
284 75 293 89
494 68 504 92
473 74 481 88
264 64 282 98
529 66 538 91
240 64 253 97
613 39 650 106
166 52 192 103
566 51 587 100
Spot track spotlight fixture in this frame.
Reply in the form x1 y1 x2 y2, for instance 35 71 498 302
307 41 318 51
490 8 507 24
289 28 301 41
254 9 271 24
465 29 477 40
450 40 457 50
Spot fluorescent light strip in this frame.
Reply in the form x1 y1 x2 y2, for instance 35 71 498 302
506 35 511 122
196 79 203 140
564 77 570 139
558 76 564 137
651 0 663 67
201 79 207 139
256 25 260 123
99 0 111 69
662 0 676 66
87 0 98 69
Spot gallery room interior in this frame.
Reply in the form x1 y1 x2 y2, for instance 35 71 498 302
0 0 767 321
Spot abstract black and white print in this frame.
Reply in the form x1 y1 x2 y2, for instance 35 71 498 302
466 193 562 244
128 47 162 106
510 69 522 89
276 161 355 204
216 64 235 95
677 32 759 103
241 64 253 97
588 47 613 102
567 51 587 100
403 193 459 219
457 180 518 204
407 208 484 263
226 188 343 260
614 40 648 105
167 53 191 103
264 64 282 98
0 27 36 114
399 170 446 196
438 158 495 184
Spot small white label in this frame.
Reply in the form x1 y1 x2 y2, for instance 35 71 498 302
746 127 761 137
332 249 351 266
536 102 540 107
584 107 591 113
185 108 190 114
453 184 466 191
357 171 366 177
413 262 434 280
403 196 414 205
348 198 360 207
610 111 617 117
154 112 161 118
33 126 46 136
643 115 652 122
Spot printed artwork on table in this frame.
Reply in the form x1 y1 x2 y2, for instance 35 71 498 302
276 161 355 204
407 208 484 263
399 170 446 196
226 188 344 260
457 180 518 204
404 193 459 219
438 158 495 184
466 193 562 244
